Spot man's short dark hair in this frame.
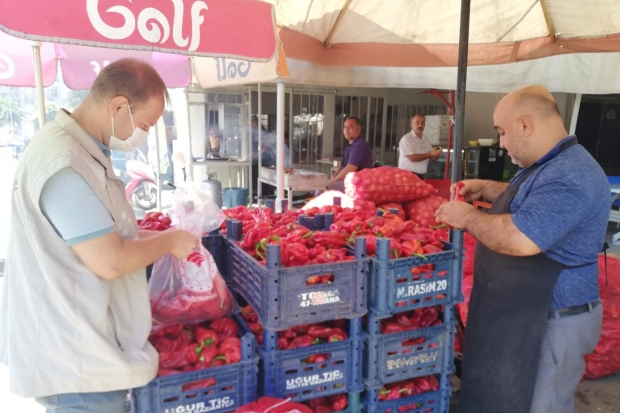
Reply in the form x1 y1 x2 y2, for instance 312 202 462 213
411 114 426 121
345 116 361 127
89 58 169 107
251 115 259 123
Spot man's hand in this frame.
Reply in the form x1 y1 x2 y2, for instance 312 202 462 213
169 230 199 259
429 148 443 161
435 201 476 228
450 179 486 202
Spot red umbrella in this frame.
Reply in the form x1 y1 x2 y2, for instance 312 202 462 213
0 0 277 60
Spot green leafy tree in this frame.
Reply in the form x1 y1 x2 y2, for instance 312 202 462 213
0 96 24 129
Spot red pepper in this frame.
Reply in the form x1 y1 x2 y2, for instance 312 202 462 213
278 337 290 350
285 243 310 266
182 378 216 392
390 239 403 259
308 325 337 338
365 216 385 230
409 308 423 328
364 235 377 256
308 244 327 260
210 318 238 340
199 346 219 366
399 381 417 397
280 328 297 339
287 335 316 349
381 322 405 334
241 305 258 323
381 211 404 224
195 327 219 347
328 330 347 342
159 343 203 369
313 232 347 249
328 394 348 411
413 377 433 393
218 337 242 364
396 314 414 329
306 353 329 364
379 386 401 401
454 182 466 201
422 244 443 255
401 240 425 257
419 307 439 328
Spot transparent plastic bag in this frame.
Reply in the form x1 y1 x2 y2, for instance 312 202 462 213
149 184 235 326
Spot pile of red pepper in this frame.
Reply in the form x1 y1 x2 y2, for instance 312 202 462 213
238 222 354 268
241 305 348 349
379 306 443 334
304 394 348 413
221 206 300 235
378 375 440 403
138 211 172 231
149 317 241 377
329 209 448 260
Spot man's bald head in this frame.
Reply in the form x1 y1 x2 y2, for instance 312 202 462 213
500 85 561 120
494 85 568 168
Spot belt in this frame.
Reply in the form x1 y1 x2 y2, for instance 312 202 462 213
548 300 600 319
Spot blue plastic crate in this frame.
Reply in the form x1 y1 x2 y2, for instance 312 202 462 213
132 315 257 413
362 374 451 413
238 316 364 402
368 238 463 319
363 306 455 389
225 219 368 331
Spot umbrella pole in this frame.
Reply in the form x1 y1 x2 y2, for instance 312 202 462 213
451 0 471 185
275 80 285 212
31 41 46 128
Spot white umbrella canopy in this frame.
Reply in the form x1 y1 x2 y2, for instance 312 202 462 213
270 0 620 67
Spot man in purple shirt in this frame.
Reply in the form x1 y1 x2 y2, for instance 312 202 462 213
326 116 374 192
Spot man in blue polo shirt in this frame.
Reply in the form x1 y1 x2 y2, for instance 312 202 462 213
436 85 608 413
326 116 373 192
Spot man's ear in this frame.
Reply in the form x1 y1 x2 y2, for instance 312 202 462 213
108 96 129 118
518 115 534 137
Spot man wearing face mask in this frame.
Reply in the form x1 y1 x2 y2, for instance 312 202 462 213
0 59 198 413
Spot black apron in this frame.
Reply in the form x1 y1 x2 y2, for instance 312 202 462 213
459 138 580 413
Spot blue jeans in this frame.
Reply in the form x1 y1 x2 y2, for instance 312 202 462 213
35 390 128 413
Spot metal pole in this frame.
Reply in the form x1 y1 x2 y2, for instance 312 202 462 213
276 81 286 212
31 41 46 128
258 83 262 204
451 0 471 184
569 93 582 135
289 88 294 167
154 124 162 211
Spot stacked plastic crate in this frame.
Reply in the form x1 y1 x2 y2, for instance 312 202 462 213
361 232 464 413
225 218 369 413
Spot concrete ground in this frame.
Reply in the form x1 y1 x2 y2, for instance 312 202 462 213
450 372 620 412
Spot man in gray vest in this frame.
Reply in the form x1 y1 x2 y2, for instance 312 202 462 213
0 59 198 412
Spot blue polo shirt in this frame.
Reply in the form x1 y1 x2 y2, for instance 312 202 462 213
509 136 610 310
39 137 116 246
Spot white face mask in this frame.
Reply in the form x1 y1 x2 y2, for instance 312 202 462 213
108 105 149 152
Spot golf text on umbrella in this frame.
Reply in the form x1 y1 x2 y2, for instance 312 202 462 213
87 0 208 51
